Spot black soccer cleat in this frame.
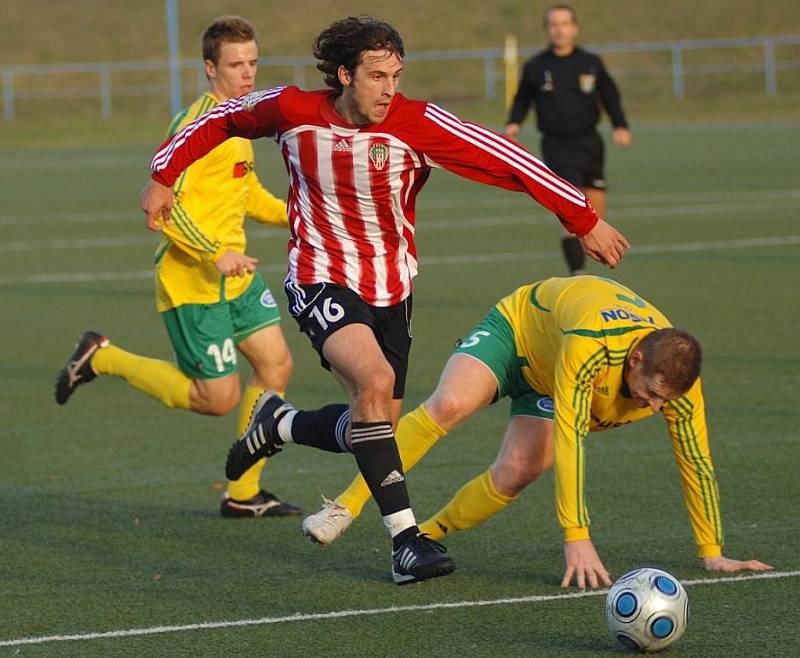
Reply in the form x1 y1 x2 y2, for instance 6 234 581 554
55 331 109 405
220 490 302 518
225 391 294 480
391 533 456 585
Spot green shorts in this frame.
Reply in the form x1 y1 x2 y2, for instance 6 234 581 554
162 273 281 379
453 307 554 420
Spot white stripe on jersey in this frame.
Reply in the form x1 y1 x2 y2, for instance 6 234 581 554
283 132 330 283
387 140 413 294
314 131 362 291
351 137 389 298
423 104 586 206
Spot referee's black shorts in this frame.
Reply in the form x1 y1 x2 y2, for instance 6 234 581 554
541 130 606 190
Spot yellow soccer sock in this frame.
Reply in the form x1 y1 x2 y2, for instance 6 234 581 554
419 469 517 541
336 404 446 518
226 386 281 501
92 344 191 409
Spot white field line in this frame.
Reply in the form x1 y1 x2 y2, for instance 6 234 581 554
0 189 798 228
0 235 798 287
1 570 797 648
2 198 798 254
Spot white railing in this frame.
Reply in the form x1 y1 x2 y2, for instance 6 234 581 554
3 35 799 122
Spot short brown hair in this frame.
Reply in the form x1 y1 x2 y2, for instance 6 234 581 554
543 4 578 27
202 16 258 65
637 328 703 395
313 16 405 92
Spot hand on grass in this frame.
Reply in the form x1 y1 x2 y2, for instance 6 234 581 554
562 539 612 590
703 555 773 572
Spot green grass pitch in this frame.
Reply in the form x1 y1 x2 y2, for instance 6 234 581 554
1 122 798 656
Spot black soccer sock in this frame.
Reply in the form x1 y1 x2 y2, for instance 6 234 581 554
288 404 351 453
561 236 586 274
350 421 419 549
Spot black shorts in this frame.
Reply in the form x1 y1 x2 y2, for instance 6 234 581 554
541 131 606 190
284 282 413 399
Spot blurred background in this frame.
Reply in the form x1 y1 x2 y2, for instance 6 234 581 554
1 0 798 148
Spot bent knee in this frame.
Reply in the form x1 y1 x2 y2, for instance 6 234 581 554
354 366 395 405
491 461 545 496
191 382 240 416
425 392 471 427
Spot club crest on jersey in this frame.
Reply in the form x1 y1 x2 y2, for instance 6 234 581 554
579 73 596 94
241 90 269 111
368 143 389 170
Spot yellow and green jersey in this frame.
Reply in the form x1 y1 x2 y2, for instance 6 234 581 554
154 92 288 312
496 276 722 558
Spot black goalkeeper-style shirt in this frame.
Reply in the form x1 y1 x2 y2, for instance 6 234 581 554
507 46 629 137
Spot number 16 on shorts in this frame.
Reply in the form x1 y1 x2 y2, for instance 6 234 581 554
308 297 345 331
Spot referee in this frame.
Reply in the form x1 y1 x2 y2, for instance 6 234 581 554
506 4 632 275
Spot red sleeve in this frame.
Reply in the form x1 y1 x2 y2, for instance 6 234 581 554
150 86 287 187
406 102 598 236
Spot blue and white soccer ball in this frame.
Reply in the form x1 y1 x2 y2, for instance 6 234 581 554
606 568 689 653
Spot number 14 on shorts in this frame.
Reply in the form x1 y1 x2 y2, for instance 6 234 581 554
207 338 237 373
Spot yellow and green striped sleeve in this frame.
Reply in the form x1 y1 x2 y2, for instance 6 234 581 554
159 199 223 263
663 380 723 558
246 175 288 227
552 335 608 542
159 95 224 262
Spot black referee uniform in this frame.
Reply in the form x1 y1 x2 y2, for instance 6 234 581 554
507 46 629 272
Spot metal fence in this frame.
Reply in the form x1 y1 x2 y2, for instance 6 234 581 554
3 35 799 122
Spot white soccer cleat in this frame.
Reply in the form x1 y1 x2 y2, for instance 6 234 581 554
301 497 354 545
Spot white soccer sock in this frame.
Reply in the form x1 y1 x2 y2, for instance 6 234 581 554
383 508 417 538
277 409 297 443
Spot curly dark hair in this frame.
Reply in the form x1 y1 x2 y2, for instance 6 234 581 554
313 16 405 92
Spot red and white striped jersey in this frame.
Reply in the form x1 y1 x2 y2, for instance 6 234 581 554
151 86 598 307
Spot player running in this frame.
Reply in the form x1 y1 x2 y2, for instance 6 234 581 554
56 17 300 518
140 17 629 585
299 276 772 588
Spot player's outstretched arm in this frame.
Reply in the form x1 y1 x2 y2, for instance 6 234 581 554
702 555 773 572
140 179 174 232
578 218 630 268
562 538 613 590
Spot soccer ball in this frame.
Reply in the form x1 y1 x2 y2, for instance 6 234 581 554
606 568 689 653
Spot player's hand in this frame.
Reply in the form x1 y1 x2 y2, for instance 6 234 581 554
702 555 773 573
215 250 259 277
505 122 522 139
578 218 630 268
562 539 612 590
140 179 174 232
612 128 633 147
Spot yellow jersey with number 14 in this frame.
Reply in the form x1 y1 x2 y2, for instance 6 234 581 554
154 92 288 312
495 276 722 558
